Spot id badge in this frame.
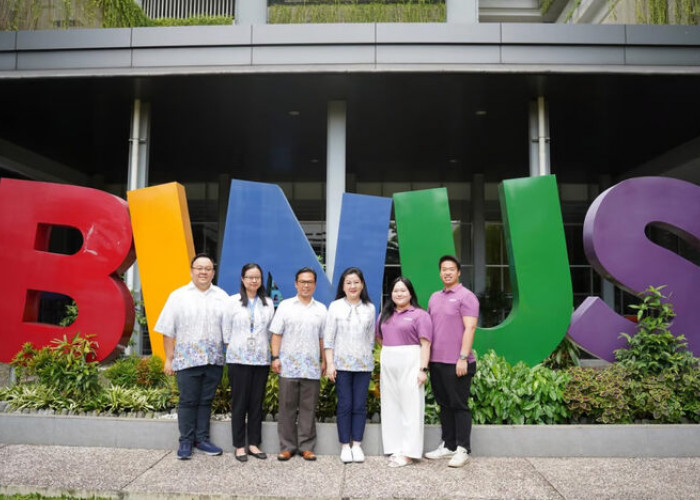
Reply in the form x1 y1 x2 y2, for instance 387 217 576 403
246 337 256 353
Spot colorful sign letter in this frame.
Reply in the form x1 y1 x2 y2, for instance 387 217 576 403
474 175 573 366
393 187 456 308
568 176 700 361
0 179 134 362
127 183 195 361
219 180 392 306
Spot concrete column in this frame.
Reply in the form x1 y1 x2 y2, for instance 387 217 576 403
472 174 486 296
325 101 347 283
447 0 478 23
529 97 551 177
235 0 267 24
125 99 150 355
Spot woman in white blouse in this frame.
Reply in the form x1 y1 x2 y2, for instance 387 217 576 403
225 263 275 462
324 267 376 463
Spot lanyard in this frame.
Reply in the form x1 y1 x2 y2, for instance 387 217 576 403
248 296 258 334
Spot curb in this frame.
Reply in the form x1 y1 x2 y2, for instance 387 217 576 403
1 413 698 457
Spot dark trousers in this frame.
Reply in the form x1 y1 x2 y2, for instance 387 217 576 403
228 363 269 448
176 364 223 444
277 377 320 453
335 370 371 444
429 361 477 453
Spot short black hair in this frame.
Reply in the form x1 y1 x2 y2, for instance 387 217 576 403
191 253 215 267
295 267 317 282
438 255 461 269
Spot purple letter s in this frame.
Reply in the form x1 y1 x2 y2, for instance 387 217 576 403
568 177 700 361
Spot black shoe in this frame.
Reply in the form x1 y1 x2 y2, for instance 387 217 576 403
235 452 248 462
248 449 268 460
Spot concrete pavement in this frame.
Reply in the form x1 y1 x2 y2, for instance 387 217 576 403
1 443 699 499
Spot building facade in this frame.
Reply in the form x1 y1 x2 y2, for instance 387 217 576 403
1 0 699 352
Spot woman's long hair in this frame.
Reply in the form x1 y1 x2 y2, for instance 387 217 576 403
377 276 420 336
334 267 371 304
239 262 269 307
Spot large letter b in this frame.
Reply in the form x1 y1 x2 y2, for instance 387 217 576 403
0 179 135 362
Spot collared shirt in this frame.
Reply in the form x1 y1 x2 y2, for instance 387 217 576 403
428 283 479 363
269 296 327 379
224 294 275 365
376 306 433 347
154 282 228 371
324 298 375 372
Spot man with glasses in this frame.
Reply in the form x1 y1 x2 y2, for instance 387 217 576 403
270 267 327 461
155 253 228 460
424 255 479 468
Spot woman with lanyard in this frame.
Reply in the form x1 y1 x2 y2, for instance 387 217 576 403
225 263 275 462
324 267 376 463
376 276 432 468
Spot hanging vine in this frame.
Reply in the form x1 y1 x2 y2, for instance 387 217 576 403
0 0 44 30
636 0 699 23
92 0 151 27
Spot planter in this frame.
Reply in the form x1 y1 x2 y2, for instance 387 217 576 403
1 412 698 457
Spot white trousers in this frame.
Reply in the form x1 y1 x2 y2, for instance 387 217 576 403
380 344 425 458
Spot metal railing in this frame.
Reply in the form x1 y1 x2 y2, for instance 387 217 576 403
141 0 234 19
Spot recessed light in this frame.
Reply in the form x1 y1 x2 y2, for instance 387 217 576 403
475 110 487 116
288 110 300 116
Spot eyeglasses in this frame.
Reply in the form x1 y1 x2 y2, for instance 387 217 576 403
244 276 261 282
192 266 214 272
297 280 315 286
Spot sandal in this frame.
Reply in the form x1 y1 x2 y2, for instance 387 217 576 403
388 454 413 468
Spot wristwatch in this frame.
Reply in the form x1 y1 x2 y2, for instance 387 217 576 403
458 354 468 361
420 367 429 373
271 355 279 361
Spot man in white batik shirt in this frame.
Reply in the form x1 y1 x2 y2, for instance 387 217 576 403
155 253 228 460
270 267 327 462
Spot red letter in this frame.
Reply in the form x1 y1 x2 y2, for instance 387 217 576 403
0 179 135 362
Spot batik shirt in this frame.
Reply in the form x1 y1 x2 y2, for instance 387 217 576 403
224 294 275 365
154 282 228 371
324 298 375 372
269 296 327 380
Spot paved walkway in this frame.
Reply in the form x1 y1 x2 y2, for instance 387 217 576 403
1 443 699 499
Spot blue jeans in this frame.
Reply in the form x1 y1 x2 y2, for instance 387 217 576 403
176 364 223 444
335 370 371 444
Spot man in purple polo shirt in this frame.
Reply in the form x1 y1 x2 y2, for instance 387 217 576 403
425 255 479 468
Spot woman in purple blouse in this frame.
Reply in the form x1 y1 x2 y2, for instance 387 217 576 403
376 276 432 467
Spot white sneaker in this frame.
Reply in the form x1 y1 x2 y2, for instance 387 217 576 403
351 445 365 463
448 446 469 468
424 441 456 460
340 446 353 463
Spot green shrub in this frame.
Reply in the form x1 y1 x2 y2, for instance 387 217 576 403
615 285 698 377
470 350 570 424
564 365 634 424
542 336 581 370
150 15 233 26
10 333 101 401
565 286 700 424
103 355 169 388
269 2 445 23
89 385 174 414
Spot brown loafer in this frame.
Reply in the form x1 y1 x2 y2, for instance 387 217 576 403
301 450 316 461
277 450 293 461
